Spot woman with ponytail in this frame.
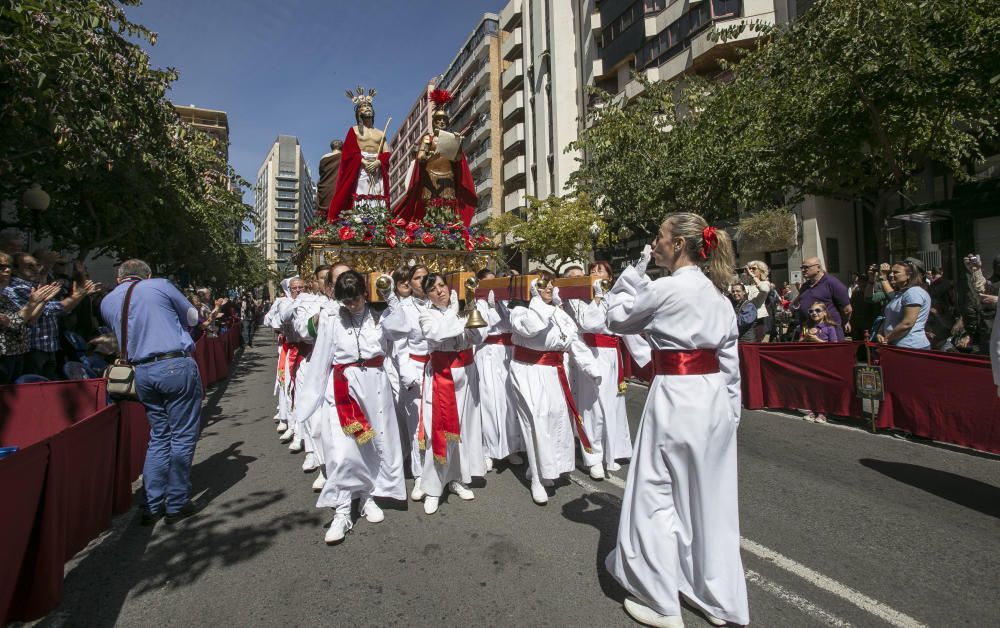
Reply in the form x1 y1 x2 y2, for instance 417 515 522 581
601 212 749 627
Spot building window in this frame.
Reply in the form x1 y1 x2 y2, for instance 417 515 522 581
636 0 742 69
644 0 667 14
825 237 840 273
276 201 297 209
599 3 642 48
277 210 296 220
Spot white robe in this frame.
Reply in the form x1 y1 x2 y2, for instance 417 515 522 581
289 293 336 463
413 304 487 497
306 305 406 513
510 297 600 482
264 296 290 398
603 265 749 625
381 295 430 478
475 299 522 459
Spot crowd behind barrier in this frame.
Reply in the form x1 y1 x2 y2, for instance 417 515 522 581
0 324 242 623
623 341 1000 455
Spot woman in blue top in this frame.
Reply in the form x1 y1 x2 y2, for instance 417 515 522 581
877 260 931 349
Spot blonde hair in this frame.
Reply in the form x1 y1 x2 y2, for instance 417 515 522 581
748 259 769 279
664 212 735 293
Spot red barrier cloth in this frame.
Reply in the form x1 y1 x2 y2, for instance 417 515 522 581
877 346 1000 454
0 379 108 448
0 440 49 624
652 349 720 375
739 342 862 417
121 401 150 481
208 337 228 384
193 337 210 389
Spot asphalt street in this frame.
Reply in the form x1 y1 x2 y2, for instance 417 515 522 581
33 333 1000 627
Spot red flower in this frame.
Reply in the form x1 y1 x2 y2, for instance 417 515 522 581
448 222 463 231
402 235 414 246
339 226 355 241
475 235 488 244
386 233 397 247
363 230 373 242
393 217 407 227
421 232 435 245
406 221 420 233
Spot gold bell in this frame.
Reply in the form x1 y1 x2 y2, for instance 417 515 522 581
464 276 487 329
375 274 392 292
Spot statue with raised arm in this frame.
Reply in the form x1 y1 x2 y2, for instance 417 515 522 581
395 88 477 227
326 86 392 221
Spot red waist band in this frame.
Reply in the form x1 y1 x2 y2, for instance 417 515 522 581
410 353 429 364
331 355 387 445
581 333 619 349
512 345 564 366
652 349 720 376
484 333 513 346
511 345 592 453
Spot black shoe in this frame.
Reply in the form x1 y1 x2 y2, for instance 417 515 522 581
139 508 163 526
164 502 198 524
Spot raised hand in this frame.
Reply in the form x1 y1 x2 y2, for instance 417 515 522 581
592 279 606 300
551 286 562 306
448 288 459 314
487 289 496 309
635 244 653 276
29 282 62 305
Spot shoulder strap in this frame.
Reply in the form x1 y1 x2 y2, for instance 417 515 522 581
119 280 141 363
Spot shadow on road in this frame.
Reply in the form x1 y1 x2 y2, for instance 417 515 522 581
561 493 627 605
859 458 1000 518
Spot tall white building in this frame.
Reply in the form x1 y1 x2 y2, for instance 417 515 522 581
253 135 315 275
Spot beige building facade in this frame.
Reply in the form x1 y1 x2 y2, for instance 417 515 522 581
253 135 315 278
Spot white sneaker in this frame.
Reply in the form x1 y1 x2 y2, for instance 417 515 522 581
279 428 294 443
410 477 425 501
607 461 622 472
361 497 385 523
623 597 684 628
324 513 352 545
273 412 280 423
702 611 726 627
312 474 326 492
484 457 494 473
423 495 439 515
288 439 304 453
530 481 548 505
276 420 287 433
507 452 524 465
589 463 606 480
448 481 474 500
302 453 318 472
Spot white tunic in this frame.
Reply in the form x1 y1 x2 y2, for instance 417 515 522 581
510 297 600 481
415 304 487 497
289 293 336 462
603 265 749 625
309 305 406 512
380 295 430 478
474 299 522 459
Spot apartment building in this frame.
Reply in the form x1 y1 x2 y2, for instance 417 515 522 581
437 14 503 227
388 79 439 208
253 135 315 276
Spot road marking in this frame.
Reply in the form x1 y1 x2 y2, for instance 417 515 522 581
744 569 854 627
568 471 927 628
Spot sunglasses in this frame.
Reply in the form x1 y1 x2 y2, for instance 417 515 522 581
808 308 825 314
0 264 11 271
800 264 819 270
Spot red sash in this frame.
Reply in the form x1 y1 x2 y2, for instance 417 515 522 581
484 333 513 346
418 349 474 464
651 349 720 375
512 346 593 453
582 333 626 394
287 342 312 388
277 336 289 385
410 353 429 364
332 356 386 444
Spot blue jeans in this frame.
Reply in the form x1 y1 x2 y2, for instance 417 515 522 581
136 356 203 514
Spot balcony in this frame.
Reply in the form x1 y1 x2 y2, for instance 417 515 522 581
501 27 522 61
470 147 490 171
476 177 494 197
502 91 524 121
500 0 521 31
504 189 526 212
502 59 523 91
472 206 493 226
503 123 524 151
472 61 489 91
592 57 605 78
469 118 490 145
474 91 490 116
503 155 525 183
590 10 601 34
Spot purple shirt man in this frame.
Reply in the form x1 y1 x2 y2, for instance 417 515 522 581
795 258 852 341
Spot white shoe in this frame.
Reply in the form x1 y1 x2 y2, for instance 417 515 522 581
423 495 439 514
530 482 548 505
507 452 524 465
273 413 280 423
448 481 474 500
410 477 425 501
361 497 385 523
288 439 304 453
276 420 287 432
702 611 726 627
607 461 622 472
623 597 684 628
485 457 494 473
279 428 294 443
312 474 326 492
589 463 606 480
301 453 318 472
324 513 352 545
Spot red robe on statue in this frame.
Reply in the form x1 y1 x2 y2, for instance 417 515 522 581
326 127 391 222
393 146 477 227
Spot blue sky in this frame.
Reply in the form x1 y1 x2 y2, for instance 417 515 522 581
125 0 503 239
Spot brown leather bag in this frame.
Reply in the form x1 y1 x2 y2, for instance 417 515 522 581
105 281 141 399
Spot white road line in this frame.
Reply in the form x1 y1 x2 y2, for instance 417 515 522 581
744 569 854 627
568 471 927 628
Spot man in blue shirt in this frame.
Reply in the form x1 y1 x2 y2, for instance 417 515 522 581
101 259 203 525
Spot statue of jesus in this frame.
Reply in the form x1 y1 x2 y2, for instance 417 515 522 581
326 86 392 221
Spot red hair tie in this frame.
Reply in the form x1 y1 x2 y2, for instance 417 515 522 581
701 226 718 259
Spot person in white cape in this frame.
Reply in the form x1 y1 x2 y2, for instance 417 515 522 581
474 269 524 471
295 270 406 544
509 277 602 505
383 272 486 515
263 278 294 430
602 213 749 628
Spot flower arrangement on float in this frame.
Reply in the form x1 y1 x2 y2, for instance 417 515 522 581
304 195 492 252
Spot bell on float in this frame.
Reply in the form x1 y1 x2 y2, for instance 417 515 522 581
375 274 392 292
464 276 487 329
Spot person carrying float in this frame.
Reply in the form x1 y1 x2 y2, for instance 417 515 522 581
296 270 406 545
509 276 602 505
602 214 749 628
